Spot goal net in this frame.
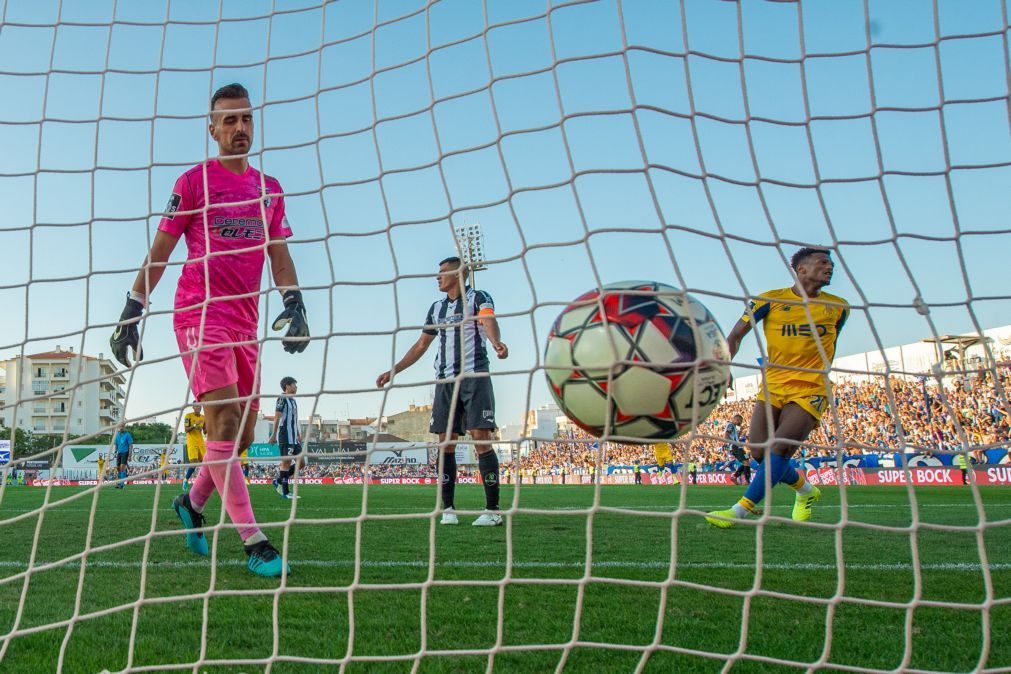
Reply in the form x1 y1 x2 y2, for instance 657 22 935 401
1 0 1009 672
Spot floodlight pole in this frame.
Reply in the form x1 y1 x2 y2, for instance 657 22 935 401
453 223 487 290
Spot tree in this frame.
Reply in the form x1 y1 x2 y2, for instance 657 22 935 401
93 422 174 445
125 422 174 444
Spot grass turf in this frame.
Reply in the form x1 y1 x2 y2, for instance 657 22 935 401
0 483 1008 673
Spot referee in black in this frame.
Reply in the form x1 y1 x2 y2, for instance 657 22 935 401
269 376 302 499
376 256 508 526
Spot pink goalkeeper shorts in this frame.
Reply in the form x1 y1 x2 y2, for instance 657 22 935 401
176 324 261 411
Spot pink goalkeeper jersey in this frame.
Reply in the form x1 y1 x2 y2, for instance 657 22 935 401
157 160 293 334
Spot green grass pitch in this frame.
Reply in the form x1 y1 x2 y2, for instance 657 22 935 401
0 484 1009 673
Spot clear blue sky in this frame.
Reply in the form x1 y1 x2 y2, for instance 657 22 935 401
0 0 1008 431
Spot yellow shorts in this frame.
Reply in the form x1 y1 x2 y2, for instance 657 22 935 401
757 386 829 422
186 442 205 462
239 447 248 464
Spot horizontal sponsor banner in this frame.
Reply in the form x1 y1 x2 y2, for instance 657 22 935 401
867 466 1011 486
62 444 183 469
688 472 738 486
305 443 430 465
981 466 1011 485
32 477 441 487
246 443 280 459
26 467 1011 487
805 466 868 486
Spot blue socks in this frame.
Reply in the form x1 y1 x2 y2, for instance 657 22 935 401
779 457 800 486
743 454 794 506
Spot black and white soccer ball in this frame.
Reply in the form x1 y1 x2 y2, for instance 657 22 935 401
544 281 730 441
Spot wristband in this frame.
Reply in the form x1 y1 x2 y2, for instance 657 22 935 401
128 290 148 307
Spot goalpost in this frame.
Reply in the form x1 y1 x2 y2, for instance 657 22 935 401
0 1 1009 672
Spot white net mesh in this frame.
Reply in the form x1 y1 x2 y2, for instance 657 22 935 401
1 0 1010 672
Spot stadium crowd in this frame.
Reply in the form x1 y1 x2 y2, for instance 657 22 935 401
236 461 442 480
50 365 1010 483
509 365 1011 476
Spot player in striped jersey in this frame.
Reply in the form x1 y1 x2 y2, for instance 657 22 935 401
707 248 848 528
725 414 750 484
376 256 508 527
269 377 302 499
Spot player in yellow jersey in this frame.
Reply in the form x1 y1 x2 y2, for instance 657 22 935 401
159 448 170 481
707 248 848 528
96 454 106 484
182 404 206 491
652 442 674 471
240 447 251 485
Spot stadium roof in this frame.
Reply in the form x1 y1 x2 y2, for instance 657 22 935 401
923 334 989 345
922 334 992 352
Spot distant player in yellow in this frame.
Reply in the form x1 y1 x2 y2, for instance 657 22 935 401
96 454 106 483
652 442 674 471
159 448 170 480
240 447 251 485
707 247 848 528
182 404 206 491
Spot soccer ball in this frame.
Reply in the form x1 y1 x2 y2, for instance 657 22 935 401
544 281 730 441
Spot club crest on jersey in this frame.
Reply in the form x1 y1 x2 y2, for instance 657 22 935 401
165 193 181 219
261 187 272 207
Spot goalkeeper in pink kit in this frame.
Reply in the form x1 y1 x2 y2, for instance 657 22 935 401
110 84 308 578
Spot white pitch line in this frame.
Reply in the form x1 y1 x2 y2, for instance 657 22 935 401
0 559 1007 572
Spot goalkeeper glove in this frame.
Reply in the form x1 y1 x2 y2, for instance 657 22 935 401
110 294 144 367
272 289 309 354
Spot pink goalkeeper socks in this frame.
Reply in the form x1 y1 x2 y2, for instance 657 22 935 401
189 465 215 512
189 440 261 542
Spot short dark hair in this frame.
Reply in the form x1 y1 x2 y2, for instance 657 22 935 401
790 247 830 271
210 83 250 113
280 376 297 390
439 256 470 277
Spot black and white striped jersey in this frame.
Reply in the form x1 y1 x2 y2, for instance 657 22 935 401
275 396 299 445
423 287 495 379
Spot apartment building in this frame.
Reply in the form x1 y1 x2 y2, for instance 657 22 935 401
0 346 126 436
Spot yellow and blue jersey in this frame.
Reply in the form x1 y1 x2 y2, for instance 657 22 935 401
653 442 674 467
184 413 205 441
184 412 206 461
742 287 849 392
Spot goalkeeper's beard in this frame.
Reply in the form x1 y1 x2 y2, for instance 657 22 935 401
219 136 250 159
